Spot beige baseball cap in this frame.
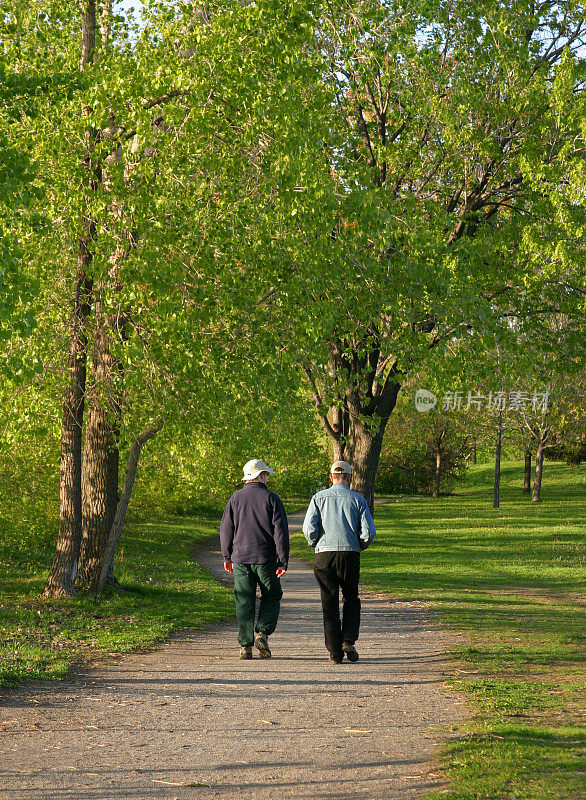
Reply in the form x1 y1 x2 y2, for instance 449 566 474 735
330 460 352 475
242 459 274 481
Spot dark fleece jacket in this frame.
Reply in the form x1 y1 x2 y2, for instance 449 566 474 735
219 482 289 567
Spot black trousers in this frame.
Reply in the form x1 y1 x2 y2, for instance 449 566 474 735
313 551 361 657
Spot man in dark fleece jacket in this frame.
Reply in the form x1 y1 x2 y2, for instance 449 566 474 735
220 459 289 660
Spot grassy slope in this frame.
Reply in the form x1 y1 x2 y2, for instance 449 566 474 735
292 460 585 800
0 514 233 688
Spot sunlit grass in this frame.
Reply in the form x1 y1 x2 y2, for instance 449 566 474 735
0 515 233 688
291 459 585 800
2 459 584 799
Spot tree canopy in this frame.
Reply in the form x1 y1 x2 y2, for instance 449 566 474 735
1 0 584 591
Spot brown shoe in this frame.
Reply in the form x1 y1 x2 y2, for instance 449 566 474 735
254 632 271 658
239 646 253 660
342 642 359 662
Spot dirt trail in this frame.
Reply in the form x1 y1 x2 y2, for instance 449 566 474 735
1 518 467 800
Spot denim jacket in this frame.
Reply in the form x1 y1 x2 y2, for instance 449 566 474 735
303 483 376 553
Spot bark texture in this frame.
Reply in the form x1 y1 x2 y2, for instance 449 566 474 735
524 449 532 494
532 437 546 502
80 1 96 71
346 418 389 514
305 338 401 513
43 6 97 598
77 286 122 592
43 266 92 597
99 0 112 46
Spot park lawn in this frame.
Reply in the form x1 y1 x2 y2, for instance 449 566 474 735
0 512 234 688
292 459 585 800
1 461 583 798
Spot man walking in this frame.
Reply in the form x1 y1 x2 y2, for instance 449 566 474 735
220 459 289 660
303 461 375 663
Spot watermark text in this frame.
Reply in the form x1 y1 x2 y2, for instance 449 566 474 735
415 389 550 413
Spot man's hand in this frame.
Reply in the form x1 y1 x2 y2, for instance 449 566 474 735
276 567 286 578
224 561 234 573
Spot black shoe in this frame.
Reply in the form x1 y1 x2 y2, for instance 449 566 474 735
342 642 359 662
328 652 344 664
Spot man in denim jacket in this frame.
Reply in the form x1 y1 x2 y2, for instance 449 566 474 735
303 461 376 663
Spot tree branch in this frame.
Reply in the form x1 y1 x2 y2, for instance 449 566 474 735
143 88 190 111
97 419 166 592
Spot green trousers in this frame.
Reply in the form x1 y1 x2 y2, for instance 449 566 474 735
233 562 283 647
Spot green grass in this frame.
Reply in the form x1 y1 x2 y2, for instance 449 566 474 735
0 513 233 688
292 459 585 800
2 460 584 798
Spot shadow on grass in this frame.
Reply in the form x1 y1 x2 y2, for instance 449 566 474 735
368 572 585 596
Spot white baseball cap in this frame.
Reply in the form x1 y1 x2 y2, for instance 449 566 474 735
242 459 274 481
330 460 352 475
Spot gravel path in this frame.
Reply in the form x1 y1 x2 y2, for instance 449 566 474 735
1 514 468 800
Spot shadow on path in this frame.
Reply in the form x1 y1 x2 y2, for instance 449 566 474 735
0 507 468 800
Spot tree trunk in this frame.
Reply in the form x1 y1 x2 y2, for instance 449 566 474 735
303 336 401 515
347 420 387 514
99 1 112 46
329 401 350 462
432 428 447 499
100 429 121 588
96 422 164 593
433 450 442 498
431 448 442 500
493 410 502 509
80 1 96 71
471 442 477 464
77 288 121 591
532 439 545 502
523 449 532 494
43 0 98 597
43 264 92 597
77 404 118 591
320 383 400 514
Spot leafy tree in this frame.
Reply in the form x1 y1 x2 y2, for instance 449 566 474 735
0 2 51 348
514 373 585 501
2 0 203 595
6 0 322 594
236 0 585 511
